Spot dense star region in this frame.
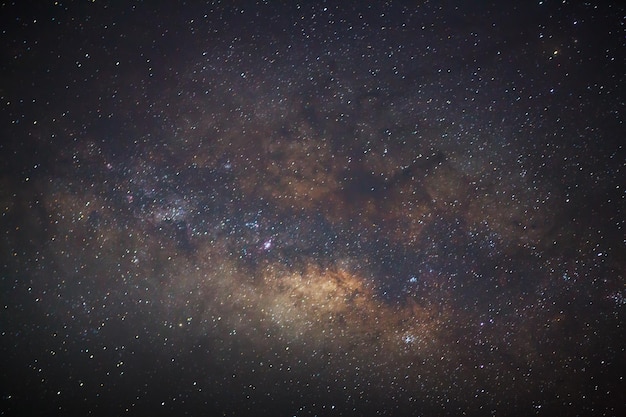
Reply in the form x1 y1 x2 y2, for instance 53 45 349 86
1 2 624 416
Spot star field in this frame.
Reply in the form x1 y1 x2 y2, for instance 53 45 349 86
1 1 624 416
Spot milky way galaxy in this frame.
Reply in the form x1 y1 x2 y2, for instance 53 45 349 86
1 2 624 416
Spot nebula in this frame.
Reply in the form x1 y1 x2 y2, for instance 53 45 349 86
1 2 624 416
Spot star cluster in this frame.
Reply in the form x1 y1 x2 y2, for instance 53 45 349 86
1 2 624 416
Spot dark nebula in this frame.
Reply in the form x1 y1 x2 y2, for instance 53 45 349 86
1 2 624 416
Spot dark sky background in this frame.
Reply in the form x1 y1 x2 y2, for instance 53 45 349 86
1 1 624 416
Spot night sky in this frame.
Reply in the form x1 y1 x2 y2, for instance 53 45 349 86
1 1 624 416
